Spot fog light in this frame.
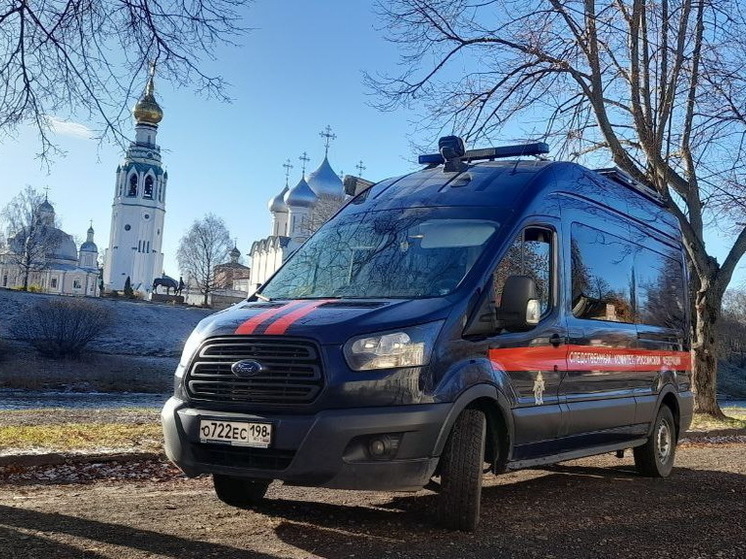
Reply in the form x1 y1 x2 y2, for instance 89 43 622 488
369 438 387 457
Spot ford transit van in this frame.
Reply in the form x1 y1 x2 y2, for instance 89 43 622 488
162 136 693 531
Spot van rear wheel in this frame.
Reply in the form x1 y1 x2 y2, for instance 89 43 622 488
436 409 486 532
213 474 270 508
634 405 676 477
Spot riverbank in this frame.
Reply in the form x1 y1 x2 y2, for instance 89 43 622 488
0 289 211 393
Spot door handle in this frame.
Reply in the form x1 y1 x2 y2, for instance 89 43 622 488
549 333 564 347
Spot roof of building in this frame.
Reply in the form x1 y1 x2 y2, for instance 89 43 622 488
306 156 344 198
284 176 318 208
9 226 79 262
133 66 163 125
269 185 289 213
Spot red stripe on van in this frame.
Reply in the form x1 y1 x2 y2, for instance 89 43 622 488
263 300 333 335
489 345 691 372
234 301 306 335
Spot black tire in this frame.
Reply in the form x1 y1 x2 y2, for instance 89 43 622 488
634 405 676 477
213 474 271 508
436 409 487 532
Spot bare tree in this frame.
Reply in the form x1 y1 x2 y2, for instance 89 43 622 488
303 194 346 236
0 186 62 291
177 213 232 306
370 0 746 416
0 0 249 159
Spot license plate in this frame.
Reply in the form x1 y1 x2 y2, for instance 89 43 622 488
199 419 272 448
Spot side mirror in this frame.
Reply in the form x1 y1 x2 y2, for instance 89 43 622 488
499 275 540 331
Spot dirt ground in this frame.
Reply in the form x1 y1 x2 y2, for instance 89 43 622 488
0 442 744 559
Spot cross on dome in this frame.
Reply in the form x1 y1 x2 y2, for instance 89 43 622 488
299 152 310 174
319 125 336 157
355 160 366 176
282 159 294 186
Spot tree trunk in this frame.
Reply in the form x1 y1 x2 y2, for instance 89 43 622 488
692 286 725 417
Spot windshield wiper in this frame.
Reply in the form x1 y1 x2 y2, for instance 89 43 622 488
255 292 271 302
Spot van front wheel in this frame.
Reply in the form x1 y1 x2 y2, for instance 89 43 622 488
436 409 487 532
634 405 676 477
213 474 270 508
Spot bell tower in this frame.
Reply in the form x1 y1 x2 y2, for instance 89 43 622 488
103 64 168 293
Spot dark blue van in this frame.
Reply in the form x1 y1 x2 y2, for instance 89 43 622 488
162 137 694 531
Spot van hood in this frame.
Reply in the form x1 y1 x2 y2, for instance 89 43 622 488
194 298 453 345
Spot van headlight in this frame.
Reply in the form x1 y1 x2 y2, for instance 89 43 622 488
176 329 205 377
343 321 443 371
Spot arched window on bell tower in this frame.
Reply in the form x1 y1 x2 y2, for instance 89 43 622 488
128 174 138 197
144 175 154 199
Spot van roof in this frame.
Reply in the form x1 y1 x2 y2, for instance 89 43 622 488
345 159 679 240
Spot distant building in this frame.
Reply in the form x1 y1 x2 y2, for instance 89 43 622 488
0 198 100 296
249 131 349 291
103 65 168 294
213 246 251 291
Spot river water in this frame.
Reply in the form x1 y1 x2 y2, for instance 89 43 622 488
0 389 743 412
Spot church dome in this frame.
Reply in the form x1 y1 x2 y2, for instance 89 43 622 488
284 177 317 208
10 227 78 262
80 225 97 253
306 156 344 197
133 68 163 125
268 186 289 213
49 230 79 261
39 199 54 212
230 246 241 259
80 241 98 252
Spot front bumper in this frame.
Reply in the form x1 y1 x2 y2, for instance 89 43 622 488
161 397 450 491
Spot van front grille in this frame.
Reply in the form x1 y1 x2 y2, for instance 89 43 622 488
185 337 323 406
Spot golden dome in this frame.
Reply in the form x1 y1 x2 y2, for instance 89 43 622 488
133 65 163 125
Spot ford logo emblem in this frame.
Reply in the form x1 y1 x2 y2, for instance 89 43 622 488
231 360 266 378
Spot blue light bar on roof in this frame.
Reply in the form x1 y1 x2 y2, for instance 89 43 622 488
418 141 550 165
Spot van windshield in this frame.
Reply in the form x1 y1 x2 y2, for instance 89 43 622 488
260 209 498 299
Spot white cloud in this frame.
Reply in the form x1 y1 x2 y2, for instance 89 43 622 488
45 116 94 139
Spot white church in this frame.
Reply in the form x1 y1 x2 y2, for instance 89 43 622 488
0 198 100 296
103 66 168 294
249 131 350 290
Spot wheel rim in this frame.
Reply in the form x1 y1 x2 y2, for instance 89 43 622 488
655 418 672 464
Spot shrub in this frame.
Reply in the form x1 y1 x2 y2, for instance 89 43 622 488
10 298 114 358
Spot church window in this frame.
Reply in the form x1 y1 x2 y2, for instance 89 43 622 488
73 279 82 289
2 275 7 287
128 174 138 197
50 277 57 288
144 213 150 220
144 175 154 199
124 224 131 231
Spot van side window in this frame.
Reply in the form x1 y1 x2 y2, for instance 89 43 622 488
571 223 634 323
635 248 686 331
494 227 552 315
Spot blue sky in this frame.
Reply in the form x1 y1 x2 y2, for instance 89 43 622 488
1 0 744 287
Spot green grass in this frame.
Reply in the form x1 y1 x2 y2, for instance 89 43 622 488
690 408 746 431
0 409 163 453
